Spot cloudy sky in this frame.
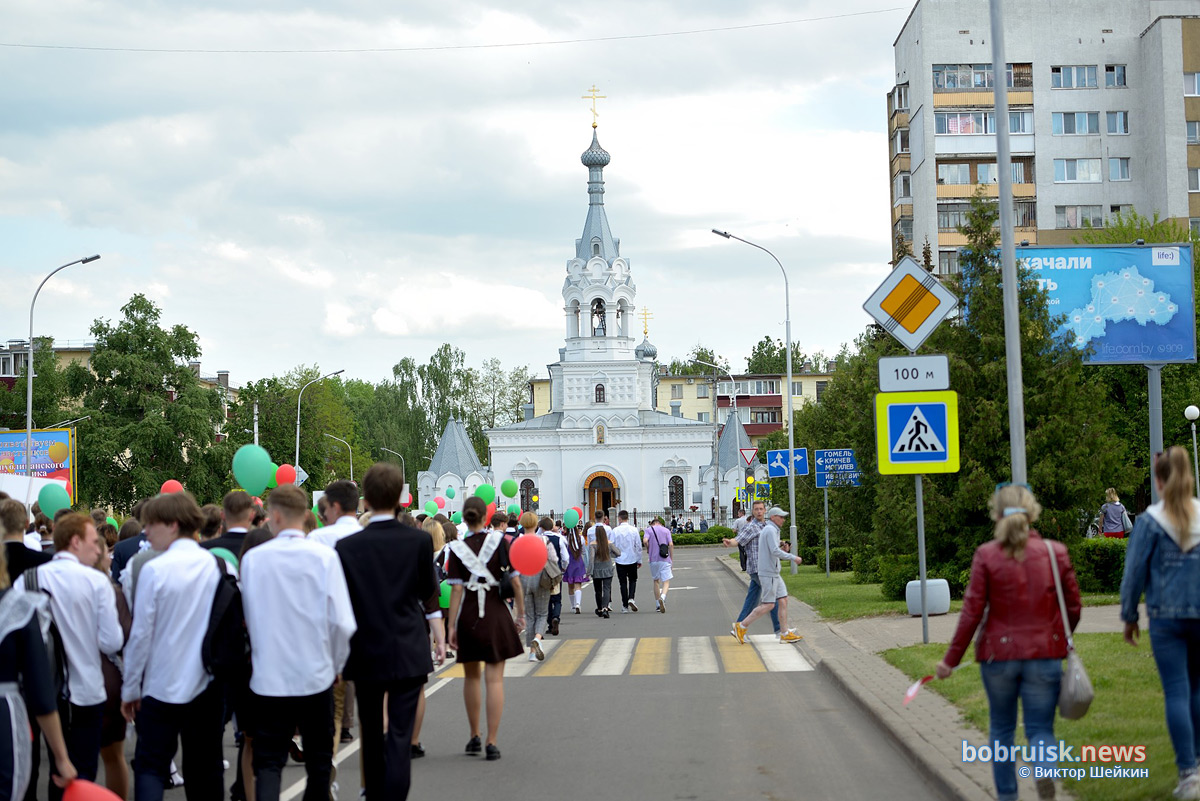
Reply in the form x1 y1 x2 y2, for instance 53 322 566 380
1 1 907 387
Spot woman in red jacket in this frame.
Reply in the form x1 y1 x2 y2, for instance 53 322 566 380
936 484 1081 801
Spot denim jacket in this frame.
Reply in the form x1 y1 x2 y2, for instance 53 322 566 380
1120 499 1200 623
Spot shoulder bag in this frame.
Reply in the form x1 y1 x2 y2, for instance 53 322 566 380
1121 508 1134 535
539 537 563 591
653 527 669 559
1046 539 1093 719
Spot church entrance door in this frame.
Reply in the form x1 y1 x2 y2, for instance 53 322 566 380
585 473 617 518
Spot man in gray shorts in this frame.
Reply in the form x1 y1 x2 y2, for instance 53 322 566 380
734 507 803 644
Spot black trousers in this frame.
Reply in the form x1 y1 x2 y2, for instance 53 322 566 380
616 563 638 608
23 716 39 801
592 576 612 610
132 683 224 801
252 688 334 801
548 590 562 622
355 678 424 801
48 700 103 801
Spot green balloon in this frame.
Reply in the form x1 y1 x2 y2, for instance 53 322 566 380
563 509 580 528
474 484 496 505
506 503 520 515
451 511 462 524
106 516 118 528
500 479 518 498
424 500 438 516
267 463 279 489
445 486 456 499
38 484 71 517
439 580 452 607
211 547 240 572
233 444 274 496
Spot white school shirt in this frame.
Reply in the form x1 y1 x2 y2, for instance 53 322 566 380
23 532 42 551
15 552 124 706
308 515 363 549
610 523 643 566
121 537 220 704
241 528 357 697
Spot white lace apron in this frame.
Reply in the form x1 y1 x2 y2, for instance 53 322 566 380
447 531 503 619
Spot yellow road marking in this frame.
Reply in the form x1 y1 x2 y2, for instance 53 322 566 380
629 637 671 675
716 635 766 673
535 639 597 677
441 664 466 678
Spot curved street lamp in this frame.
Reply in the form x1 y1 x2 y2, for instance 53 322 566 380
324 433 354 483
294 369 344 470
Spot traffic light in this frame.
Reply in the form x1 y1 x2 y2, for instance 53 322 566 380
531 491 540 511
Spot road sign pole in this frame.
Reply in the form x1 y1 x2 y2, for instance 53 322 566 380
916 474 929 645
823 487 830 579
1149 365 1164 503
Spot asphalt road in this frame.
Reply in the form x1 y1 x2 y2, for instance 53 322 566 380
38 546 948 801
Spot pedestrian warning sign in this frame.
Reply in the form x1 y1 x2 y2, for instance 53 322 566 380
875 390 960 475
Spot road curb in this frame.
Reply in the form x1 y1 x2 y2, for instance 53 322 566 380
715 555 994 801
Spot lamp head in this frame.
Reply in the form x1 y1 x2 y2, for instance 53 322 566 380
82 254 101 264
1186 405 1200 422
711 229 731 239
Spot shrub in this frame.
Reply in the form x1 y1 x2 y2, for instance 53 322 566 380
707 525 734 541
1068 537 1128 593
672 531 723 546
816 547 854 572
852 551 880 584
879 553 919 601
799 546 820 566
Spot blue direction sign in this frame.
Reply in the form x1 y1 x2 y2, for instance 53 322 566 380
766 448 809 478
814 449 861 489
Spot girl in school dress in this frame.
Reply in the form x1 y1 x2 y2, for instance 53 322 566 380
564 527 588 613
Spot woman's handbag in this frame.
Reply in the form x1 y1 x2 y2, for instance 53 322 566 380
1122 509 1134 535
1046 539 1093 719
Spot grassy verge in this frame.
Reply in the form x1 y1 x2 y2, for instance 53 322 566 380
724 555 1123 621
883 634 1173 801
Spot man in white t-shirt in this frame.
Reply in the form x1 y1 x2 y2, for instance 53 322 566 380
609 511 643 612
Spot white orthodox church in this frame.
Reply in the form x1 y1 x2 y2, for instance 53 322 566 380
484 126 718 519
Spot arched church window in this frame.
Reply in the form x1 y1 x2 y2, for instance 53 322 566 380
596 424 605 444
595 384 606 404
520 479 535 509
591 299 606 336
593 242 601 256
669 476 684 510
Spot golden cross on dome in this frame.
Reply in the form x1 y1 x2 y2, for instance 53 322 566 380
582 85 606 128
639 307 653 336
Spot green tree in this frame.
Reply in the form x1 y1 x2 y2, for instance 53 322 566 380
68 295 229 509
666 345 728 376
745 336 806 375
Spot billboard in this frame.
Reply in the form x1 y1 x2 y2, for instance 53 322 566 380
0 429 77 495
1023 245 1195 364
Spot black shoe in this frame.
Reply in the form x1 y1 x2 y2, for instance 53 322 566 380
411 743 425 759
465 735 482 755
595 608 603 617
340 729 354 744
603 610 610 618
549 618 559 636
485 744 501 761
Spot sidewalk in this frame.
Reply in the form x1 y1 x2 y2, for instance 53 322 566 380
716 557 1125 801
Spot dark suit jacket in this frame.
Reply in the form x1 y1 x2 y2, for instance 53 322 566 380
110 533 145 580
336 518 438 682
200 530 248 556
4 541 51 586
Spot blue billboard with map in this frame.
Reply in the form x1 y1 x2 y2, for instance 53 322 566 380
1023 245 1195 364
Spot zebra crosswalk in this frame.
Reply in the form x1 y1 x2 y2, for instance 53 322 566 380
437 634 813 678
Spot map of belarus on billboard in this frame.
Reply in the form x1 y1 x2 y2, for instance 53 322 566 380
0 429 77 490
1023 245 1195 365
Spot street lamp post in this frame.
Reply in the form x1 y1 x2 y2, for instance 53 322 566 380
25 256 100 491
324 433 354 483
1187 406 1200 497
380 447 406 481
295 369 344 471
712 230 798 574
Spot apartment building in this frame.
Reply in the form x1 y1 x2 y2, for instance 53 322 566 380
888 0 1200 276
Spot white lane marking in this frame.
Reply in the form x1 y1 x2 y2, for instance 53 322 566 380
581 637 636 676
280 676 454 801
677 636 719 674
504 638 560 677
748 634 814 672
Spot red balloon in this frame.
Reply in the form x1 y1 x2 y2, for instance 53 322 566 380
400 491 412 508
509 534 549 575
486 501 496 520
276 464 297 485
572 506 583 518
65 779 123 801
161 479 184 494
434 497 446 509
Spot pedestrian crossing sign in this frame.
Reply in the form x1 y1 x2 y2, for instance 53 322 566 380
874 390 960 475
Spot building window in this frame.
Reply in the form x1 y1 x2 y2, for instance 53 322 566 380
935 111 993 135
937 163 971 184
750 380 778 395
895 171 911 199
1009 111 1033 133
1056 205 1104 229
1108 157 1130 181
1105 65 1126 87
1014 200 1037 228
815 381 828 402
1053 158 1102 183
1052 65 1098 89
939 251 960 275
938 203 971 231
791 381 803 396
1111 205 1132 220
932 63 1029 90
591 299 606 336
696 383 708 398
595 384 606 404
1190 168 1200 192
1052 112 1100 135
592 242 600 256
748 409 780 424
520 479 535 509
1187 121 1200 144
668 476 684 510
893 128 910 155
696 411 710 423
893 84 909 111
1107 112 1130 135
670 383 683 399
1186 73 1200 96
894 217 913 244
1191 219 1200 237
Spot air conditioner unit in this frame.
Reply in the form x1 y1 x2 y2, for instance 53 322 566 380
686 378 694 384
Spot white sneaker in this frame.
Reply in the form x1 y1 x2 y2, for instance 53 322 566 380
528 651 538 662
222 760 229 770
1174 773 1200 800
531 639 545 661
330 780 339 800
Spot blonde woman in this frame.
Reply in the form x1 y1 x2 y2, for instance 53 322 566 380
1099 487 1129 538
1122 447 1200 800
937 485 1080 801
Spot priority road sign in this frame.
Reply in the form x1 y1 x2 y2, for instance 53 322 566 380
767 448 809 477
863 257 958 352
874 391 960 474
814 449 861 488
740 447 758 467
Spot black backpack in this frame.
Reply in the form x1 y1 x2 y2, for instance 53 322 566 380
201 555 250 683
23 569 70 701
